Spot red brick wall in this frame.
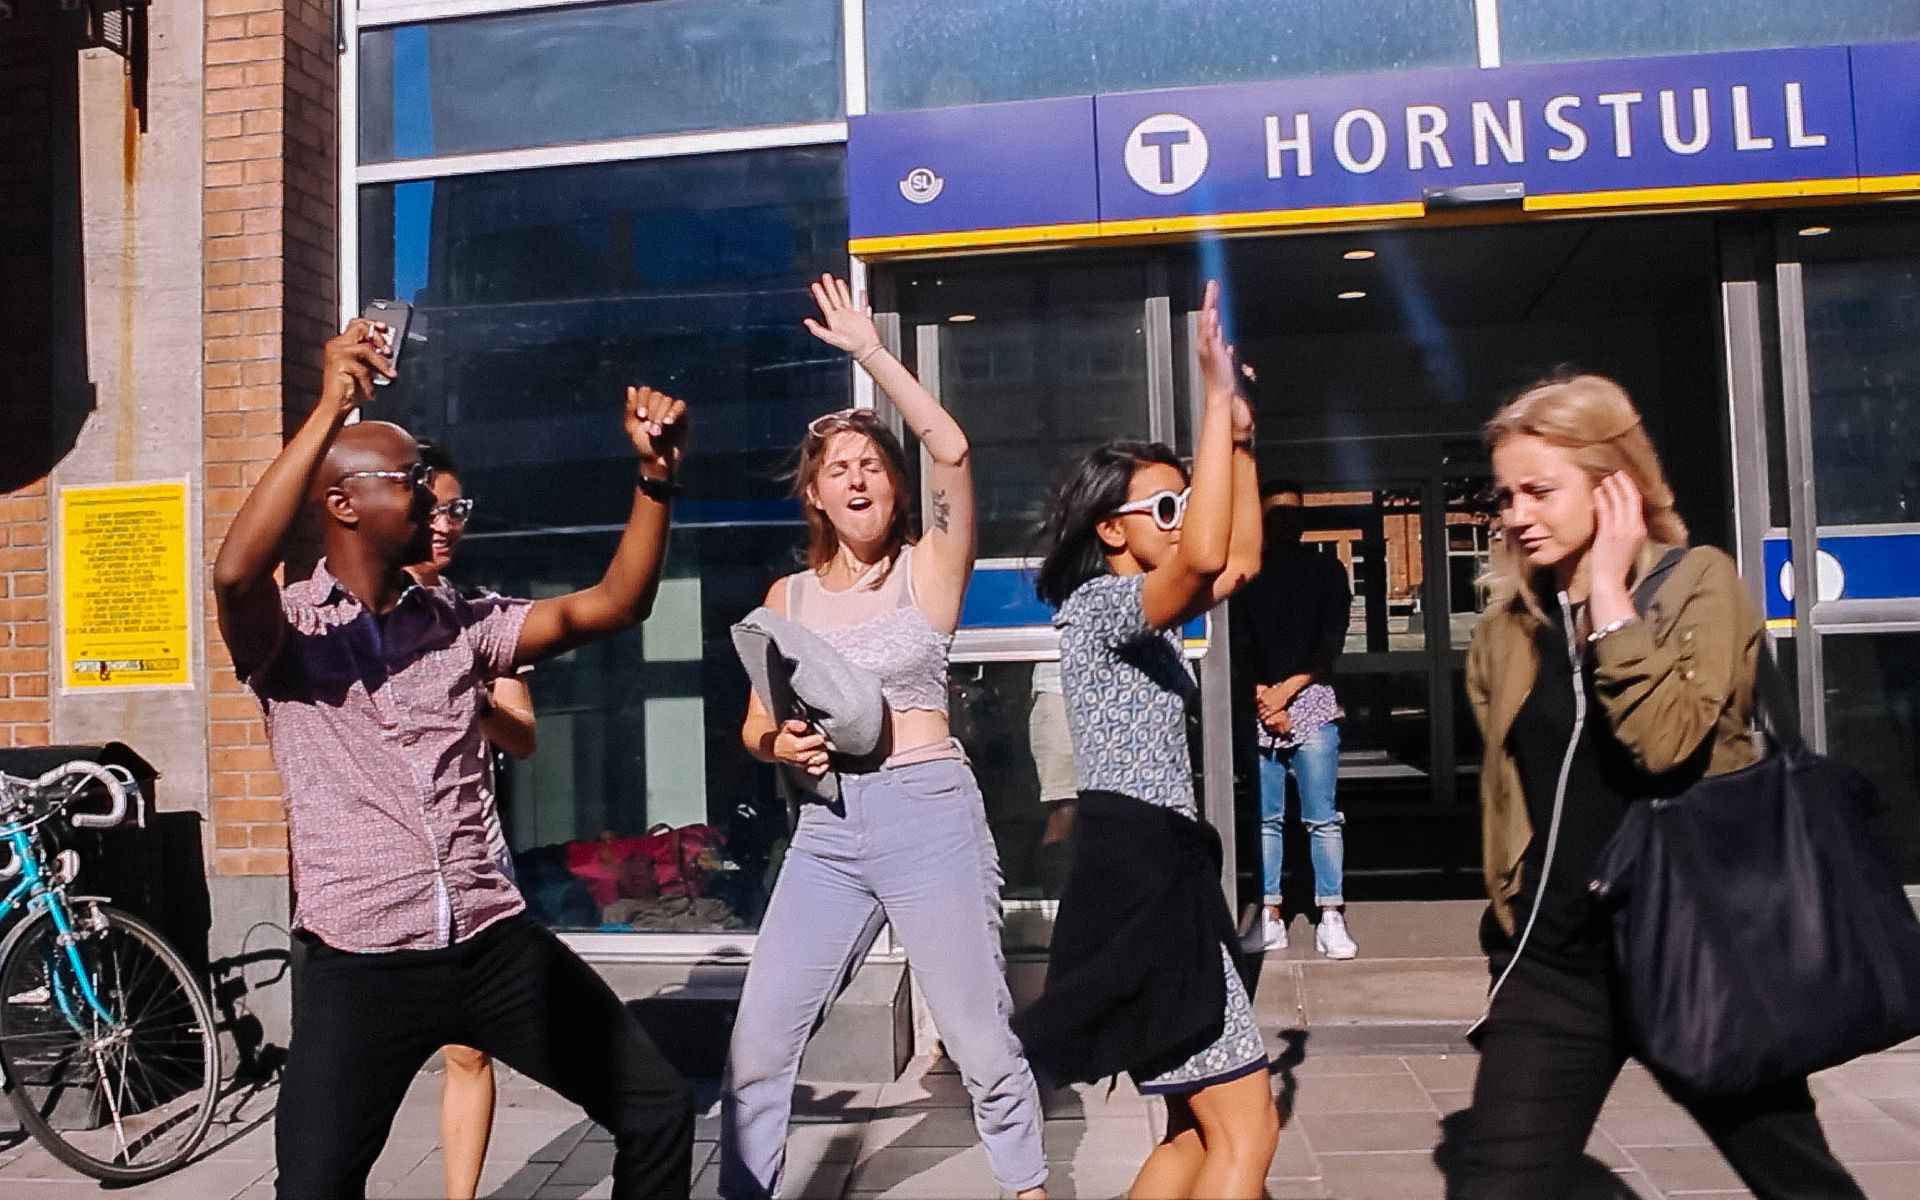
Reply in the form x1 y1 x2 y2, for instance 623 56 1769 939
204 0 337 876
0 7 61 748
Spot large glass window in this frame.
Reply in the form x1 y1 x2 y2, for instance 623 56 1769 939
865 0 1477 112
1822 633 1920 882
894 258 1155 559
1499 1 1920 65
1799 219 1920 528
359 0 843 162
358 146 850 933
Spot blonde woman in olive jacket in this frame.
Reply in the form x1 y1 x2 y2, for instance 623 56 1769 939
1448 373 1862 1200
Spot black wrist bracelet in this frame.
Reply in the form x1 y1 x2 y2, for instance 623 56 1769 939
636 471 682 500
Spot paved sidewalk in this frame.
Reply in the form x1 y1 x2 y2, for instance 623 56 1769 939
4 1036 1920 1198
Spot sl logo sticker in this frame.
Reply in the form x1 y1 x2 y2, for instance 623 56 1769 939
1124 113 1209 195
899 167 945 204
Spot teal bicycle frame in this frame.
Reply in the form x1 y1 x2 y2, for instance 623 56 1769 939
0 819 122 1039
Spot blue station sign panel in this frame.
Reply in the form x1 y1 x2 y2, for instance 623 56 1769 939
1852 40 1920 185
1095 46 1856 225
848 40 1920 255
847 96 1100 250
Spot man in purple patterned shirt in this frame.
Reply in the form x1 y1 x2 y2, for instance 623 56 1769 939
213 318 694 1199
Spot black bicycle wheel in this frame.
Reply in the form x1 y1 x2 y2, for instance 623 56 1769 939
0 904 221 1182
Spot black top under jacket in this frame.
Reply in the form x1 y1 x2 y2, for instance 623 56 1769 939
1012 790 1239 1085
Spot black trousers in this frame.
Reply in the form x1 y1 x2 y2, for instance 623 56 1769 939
276 914 692 1200
1450 953 1864 1200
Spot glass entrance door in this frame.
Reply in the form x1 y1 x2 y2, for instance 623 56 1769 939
1771 211 1920 882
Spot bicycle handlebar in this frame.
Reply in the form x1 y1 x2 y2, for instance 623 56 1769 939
33 761 132 829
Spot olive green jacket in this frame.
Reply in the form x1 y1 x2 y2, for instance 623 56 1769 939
1465 545 1764 936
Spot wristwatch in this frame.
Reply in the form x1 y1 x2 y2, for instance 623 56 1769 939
636 469 682 501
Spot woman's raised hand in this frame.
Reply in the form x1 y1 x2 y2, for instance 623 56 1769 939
1197 281 1239 406
803 274 883 358
1589 471 1648 598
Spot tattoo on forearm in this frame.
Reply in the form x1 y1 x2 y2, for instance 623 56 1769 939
931 488 951 535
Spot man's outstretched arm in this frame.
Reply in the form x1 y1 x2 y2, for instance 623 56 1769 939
513 386 690 666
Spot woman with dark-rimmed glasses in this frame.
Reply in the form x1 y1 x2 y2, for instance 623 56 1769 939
719 276 1047 1200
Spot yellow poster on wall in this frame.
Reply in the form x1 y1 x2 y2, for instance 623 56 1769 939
59 480 192 690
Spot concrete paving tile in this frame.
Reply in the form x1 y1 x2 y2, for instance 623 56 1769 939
847 1143 999 1196
1825 1058 1920 1100
1048 1118 1151 1166
1297 1110 1443 1155
1597 1103 1708 1147
481 1161 560 1199
1867 1096 1920 1127
1315 1150 1446 1199
793 1083 881 1125
1404 1053 1482 1092
1265 1127 1322 1179
1265 1180 1333 1200
1629 1143 1747 1193
1299 960 1488 1026
1848 1160 1920 1200
547 1136 615 1186
367 1138 438 1184
1811 1077 1895 1122
103 1157 275 1198
1294 1068 1439 1114
783 1118 866 1165
1427 1089 1473 1116
1608 1172 1663 1200
874 1073 973 1112
1813 1119 1920 1163
781 1156 857 1199
1294 1054 1416 1078
1584 1129 1633 1171
859 1111 976 1157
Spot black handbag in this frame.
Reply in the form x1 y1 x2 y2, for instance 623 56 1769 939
1589 550 1920 1098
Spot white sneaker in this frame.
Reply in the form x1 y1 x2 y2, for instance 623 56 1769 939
1316 909 1358 960
1241 910 1288 953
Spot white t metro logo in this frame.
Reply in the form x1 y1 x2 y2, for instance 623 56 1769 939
1124 113 1210 195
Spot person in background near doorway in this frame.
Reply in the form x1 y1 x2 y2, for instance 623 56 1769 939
1019 282 1276 1200
1238 479 1356 959
1452 372 1862 1199
213 318 695 1200
1028 658 1079 896
722 275 1049 1200
407 440 537 1200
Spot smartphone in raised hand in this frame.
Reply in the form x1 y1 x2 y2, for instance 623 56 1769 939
361 299 413 385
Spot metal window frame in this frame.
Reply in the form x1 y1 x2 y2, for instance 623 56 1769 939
1775 259 1828 747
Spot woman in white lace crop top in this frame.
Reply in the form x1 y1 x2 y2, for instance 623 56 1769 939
721 276 1049 1200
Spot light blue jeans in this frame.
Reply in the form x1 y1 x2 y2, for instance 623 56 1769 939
720 758 1047 1199
1256 720 1345 907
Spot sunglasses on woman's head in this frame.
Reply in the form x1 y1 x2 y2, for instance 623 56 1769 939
806 407 882 440
1112 488 1190 531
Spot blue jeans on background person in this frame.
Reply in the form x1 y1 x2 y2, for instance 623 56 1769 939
1257 721 1345 908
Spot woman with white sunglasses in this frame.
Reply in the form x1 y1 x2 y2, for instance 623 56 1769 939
720 276 1048 1200
1020 282 1276 1199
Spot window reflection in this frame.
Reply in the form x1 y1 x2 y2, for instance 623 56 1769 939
1500 0 1920 65
1823 633 1920 883
357 147 850 933
867 0 1475 111
358 0 842 162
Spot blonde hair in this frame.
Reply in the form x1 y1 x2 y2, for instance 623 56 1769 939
1482 372 1687 623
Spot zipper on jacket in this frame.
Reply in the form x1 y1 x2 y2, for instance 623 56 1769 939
1469 593 1586 1039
